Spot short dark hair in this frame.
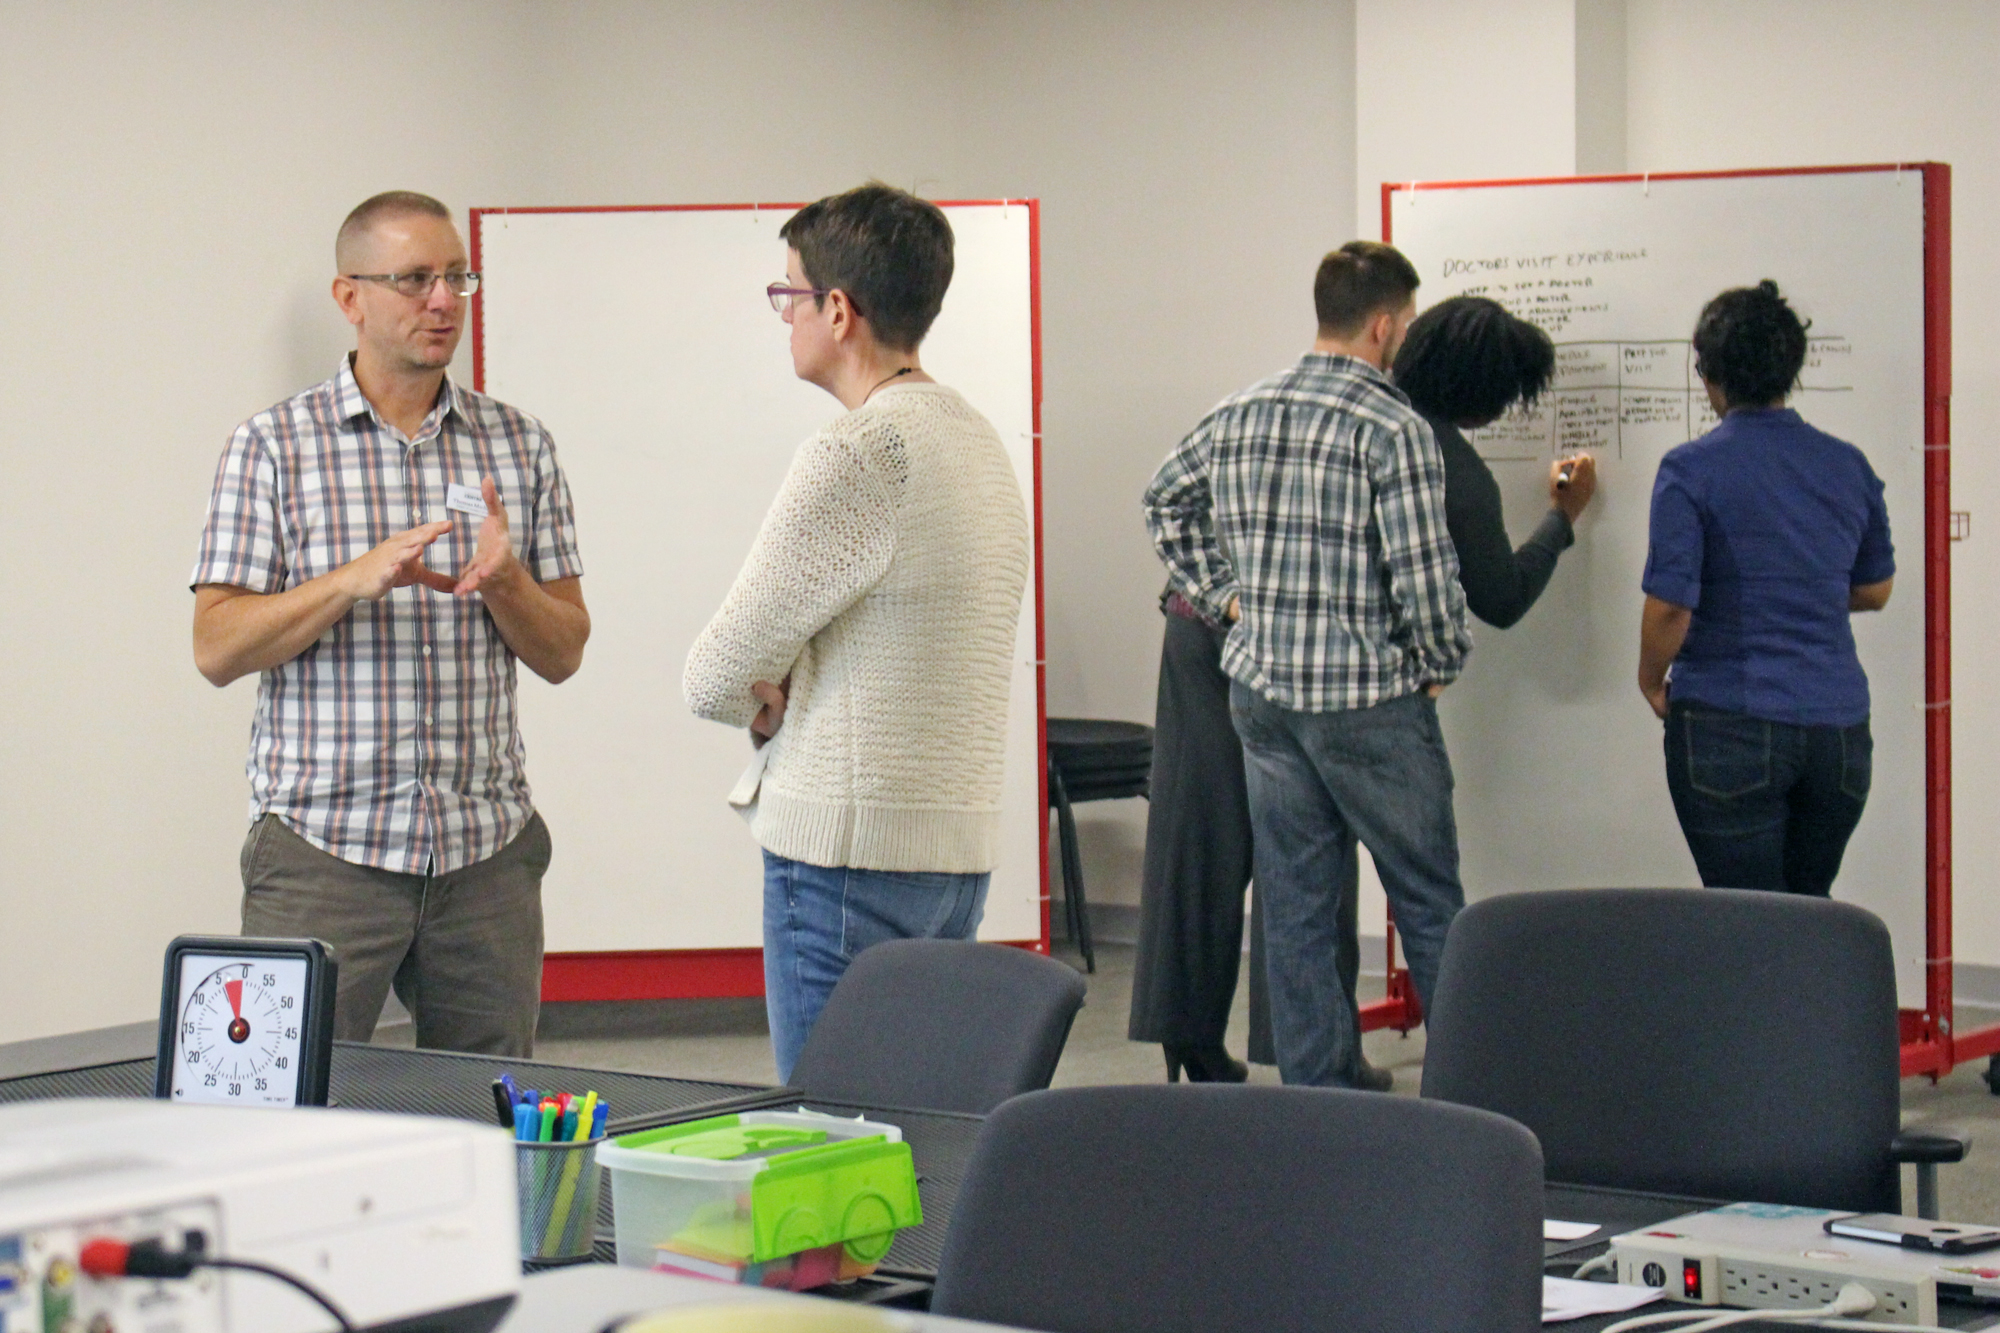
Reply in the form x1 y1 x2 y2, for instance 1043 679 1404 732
336 190 453 270
1393 296 1556 428
1313 241 1421 337
778 183 954 352
1692 280 1810 409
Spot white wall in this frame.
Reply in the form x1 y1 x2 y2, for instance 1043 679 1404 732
0 0 1357 1041
5 1 1993 1044
1622 0 2000 969
0 1 544 1044
0 0 970 1044
1355 0 1578 238
943 0 1360 907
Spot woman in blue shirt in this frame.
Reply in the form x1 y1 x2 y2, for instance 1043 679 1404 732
1639 281 1895 895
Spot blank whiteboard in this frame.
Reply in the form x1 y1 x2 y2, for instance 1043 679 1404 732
470 202 1045 956
1385 167 1941 1002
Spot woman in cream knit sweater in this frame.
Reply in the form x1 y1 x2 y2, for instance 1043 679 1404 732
684 184 1030 1078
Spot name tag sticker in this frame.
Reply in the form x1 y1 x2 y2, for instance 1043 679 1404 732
445 483 489 519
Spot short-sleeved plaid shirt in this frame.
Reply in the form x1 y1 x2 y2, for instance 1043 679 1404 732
191 357 584 874
1143 352 1471 713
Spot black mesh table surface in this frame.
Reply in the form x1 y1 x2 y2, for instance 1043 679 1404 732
0 1041 774 1128
1541 1181 1721 1263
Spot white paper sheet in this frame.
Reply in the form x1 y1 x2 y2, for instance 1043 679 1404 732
1544 1219 1601 1242
1543 1277 1664 1323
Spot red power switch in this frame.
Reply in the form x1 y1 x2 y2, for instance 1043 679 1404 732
1682 1259 1703 1300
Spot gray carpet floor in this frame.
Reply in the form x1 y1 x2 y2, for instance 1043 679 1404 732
448 940 2000 1224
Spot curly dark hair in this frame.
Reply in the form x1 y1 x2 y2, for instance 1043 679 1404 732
779 182 954 353
1692 280 1810 409
1392 296 1555 428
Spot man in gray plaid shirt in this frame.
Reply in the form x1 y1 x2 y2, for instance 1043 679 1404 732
191 192 590 1056
1143 241 1472 1087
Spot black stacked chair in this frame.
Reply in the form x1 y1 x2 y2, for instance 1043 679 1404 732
1044 718 1153 973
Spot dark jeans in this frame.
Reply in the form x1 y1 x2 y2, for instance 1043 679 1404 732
1663 702 1872 897
1231 684 1464 1087
1130 612 1354 1063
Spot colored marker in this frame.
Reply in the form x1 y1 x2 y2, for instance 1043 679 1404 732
589 1101 609 1139
490 1079 515 1129
500 1073 522 1106
573 1091 598 1142
514 1103 535 1141
538 1101 558 1143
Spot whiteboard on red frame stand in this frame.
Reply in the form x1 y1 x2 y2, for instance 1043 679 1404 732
1383 166 1944 1005
471 201 1046 968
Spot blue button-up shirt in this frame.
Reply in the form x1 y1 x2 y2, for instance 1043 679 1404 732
1643 407 1893 727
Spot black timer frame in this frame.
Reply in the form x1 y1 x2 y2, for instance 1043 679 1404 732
155 935 339 1106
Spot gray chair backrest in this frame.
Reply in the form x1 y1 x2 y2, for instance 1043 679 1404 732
788 939 1086 1115
1421 887 1900 1211
931 1085 1544 1333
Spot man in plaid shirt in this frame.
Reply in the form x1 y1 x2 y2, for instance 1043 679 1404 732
1143 241 1471 1088
191 192 589 1056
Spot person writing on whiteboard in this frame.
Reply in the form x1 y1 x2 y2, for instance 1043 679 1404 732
683 184 1031 1080
1393 295 1597 626
190 191 591 1056
1143 241 1471 1089
1639 280 1893 896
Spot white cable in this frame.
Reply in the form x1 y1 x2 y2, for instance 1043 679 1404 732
1604 1283 1875 1333
1569 1254 1614 1281
1800 1322 1958 1333
1604 1311 1733 1333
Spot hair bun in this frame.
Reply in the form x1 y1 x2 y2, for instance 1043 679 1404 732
1757 279 1782 299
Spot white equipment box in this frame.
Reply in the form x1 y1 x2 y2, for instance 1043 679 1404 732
1604 1202 2000 1325
0 1098 519 1332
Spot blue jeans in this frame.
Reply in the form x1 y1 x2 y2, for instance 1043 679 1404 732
1230 684 1465 1087
762 850 990 1081
1663 702 1872 897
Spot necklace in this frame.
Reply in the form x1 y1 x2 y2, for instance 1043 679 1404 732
863 366 917 403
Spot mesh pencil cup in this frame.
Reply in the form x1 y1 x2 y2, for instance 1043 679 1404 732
516 1136 607 1262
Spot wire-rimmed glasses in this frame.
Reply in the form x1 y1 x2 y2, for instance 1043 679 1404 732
347 270 482 298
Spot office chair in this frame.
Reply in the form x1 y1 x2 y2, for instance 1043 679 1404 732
1421 887 1966 1217
787 939 1087 1115
931 1084 1543 1333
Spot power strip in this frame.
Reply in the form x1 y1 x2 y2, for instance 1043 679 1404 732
1609 1229 1937 1326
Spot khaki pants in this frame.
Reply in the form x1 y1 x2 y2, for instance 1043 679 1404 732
240 813 551 1056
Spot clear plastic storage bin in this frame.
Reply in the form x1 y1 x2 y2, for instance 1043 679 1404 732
598 1110 922 1288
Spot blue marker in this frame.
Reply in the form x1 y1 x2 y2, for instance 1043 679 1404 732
500 1073 522 1106
589 1101 609 1139
514 1103 535 1142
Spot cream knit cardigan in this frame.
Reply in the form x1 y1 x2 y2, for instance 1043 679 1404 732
684 383 1031 874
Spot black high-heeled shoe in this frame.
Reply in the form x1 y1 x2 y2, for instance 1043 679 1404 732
1164 1043 1249 1083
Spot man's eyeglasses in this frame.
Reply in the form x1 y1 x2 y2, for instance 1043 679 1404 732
348 270 482 298
767 282 828 313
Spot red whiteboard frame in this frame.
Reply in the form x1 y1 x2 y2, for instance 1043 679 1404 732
468 200 1051 1002
1366 164 1964 1080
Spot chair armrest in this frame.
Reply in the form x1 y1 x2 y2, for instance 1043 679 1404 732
1891 1126 1970 1165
